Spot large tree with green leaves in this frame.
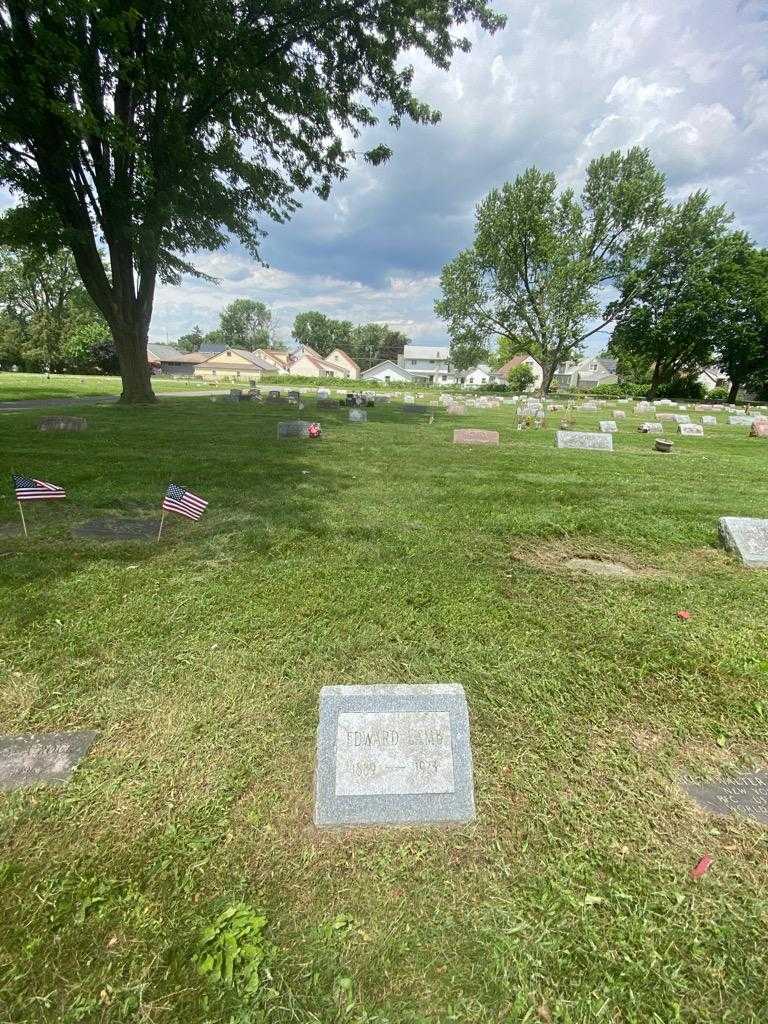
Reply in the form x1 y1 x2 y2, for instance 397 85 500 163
435 148 667 393
292 310 353 356
219 298 275 349
0 245 108 369
608 194 736 397
0 1 503 402
710 241 768 402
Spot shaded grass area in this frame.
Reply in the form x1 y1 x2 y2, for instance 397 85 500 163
1 399 767 1023
0 372 211 401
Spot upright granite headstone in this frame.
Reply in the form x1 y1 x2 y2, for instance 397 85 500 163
314 684 475 827
673 414 691 424
402 404 428 414
556 430 613 452
277 420 317 439
729 415 754 426
639 421 663 433
446 403 466 415
349 408 367 423
599 420 618 433
681 769 768 824
229 388 243 401
702 415 718 425
678 423 704 436
453 429 500 446
267 390 281 402
0 730 98 790
719 516 768 567
37 416 88 432
582 402 598 411
750 421 768 438
656 412 676 421
612 410 626 419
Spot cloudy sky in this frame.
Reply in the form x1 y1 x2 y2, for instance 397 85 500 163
10 1 768 351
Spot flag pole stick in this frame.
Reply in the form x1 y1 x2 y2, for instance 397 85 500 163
157 509 166 543
17 501 28 538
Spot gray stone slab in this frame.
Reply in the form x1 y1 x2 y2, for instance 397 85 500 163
599 420 617 433
681 769 768 825
639 422 663 433
402 404 428 414
0 730 98 790
678 423 704 436
37 416 87 432
673 414 691 424
349 409 367 423
701 415 718 425
612 410 626 419
719 516 768 568
72 517 158 541
555 430 612 452
315 684 475 828
729 415 754 426
277 420 317 439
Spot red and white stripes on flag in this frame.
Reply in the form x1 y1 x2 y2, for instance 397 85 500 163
162 482 208 521
12 474 67 501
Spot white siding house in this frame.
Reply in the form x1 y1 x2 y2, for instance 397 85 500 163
397 345 462 385
361 359 417 384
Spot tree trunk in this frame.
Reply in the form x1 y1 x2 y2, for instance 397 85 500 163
112 320 156 403
540 360 557 396
727 380 740 403
648 359 662 399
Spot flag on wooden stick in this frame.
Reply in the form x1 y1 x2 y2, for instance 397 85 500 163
12 474 67 501
162 483 208 521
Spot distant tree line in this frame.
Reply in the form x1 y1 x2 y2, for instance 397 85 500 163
437 147 768 400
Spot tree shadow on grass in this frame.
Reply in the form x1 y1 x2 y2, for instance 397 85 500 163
0 399 356 629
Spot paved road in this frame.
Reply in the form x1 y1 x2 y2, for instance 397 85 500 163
0 390 230 412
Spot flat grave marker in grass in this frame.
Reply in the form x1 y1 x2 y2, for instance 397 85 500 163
674 414 692 424
349 409 367 423
599 420 618 433
37 415 88 432
681 769 768 825
453 429 500 446
315 684 475 828
277 421 318 439
702 415 718 425
0 730 98 791
555 430 613 452
402 404 429 414
72 517 159 541
719 516 768 568
729 415 755 426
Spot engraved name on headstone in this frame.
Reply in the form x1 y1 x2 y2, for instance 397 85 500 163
556 430 613 451
719 516 768 568
681 769 768 825
0 730 98 790
315 684 475 827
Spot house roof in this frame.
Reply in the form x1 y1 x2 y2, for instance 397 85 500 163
196 348 274 370
402 344 451 360
361 359 416 379
256 348 291 367
293 351 340 374
496 353 541 377
147 345 206 364
327 347 361 371
199 343 227 354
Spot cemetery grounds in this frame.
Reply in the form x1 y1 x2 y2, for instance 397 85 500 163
0 389 767 1023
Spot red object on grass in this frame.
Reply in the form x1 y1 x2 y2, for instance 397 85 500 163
308 423 321 438
676 610 692 621
691 855 714 879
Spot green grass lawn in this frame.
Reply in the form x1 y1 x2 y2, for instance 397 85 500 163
1 397 767 1023
0 371 213 401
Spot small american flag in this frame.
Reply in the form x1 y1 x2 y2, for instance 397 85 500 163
162 482 208 521
12 474 67 502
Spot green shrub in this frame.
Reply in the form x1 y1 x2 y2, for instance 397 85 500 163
707 386 730 402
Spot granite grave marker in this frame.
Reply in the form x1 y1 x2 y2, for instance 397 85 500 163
556 430 612 452
719 516 768 567
681 769 768 825
314 684 475 827
38 416 88 432
0 730 98 790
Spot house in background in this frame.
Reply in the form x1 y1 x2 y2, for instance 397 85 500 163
464 364 501 387
696 367 730 392
193 348 274 380
289 343 348 378
147 344 207 377
554 356 618 390
254 348 291 373
495 353 543 391
397 344 461 385
324 348 361 379
361 359 418 384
